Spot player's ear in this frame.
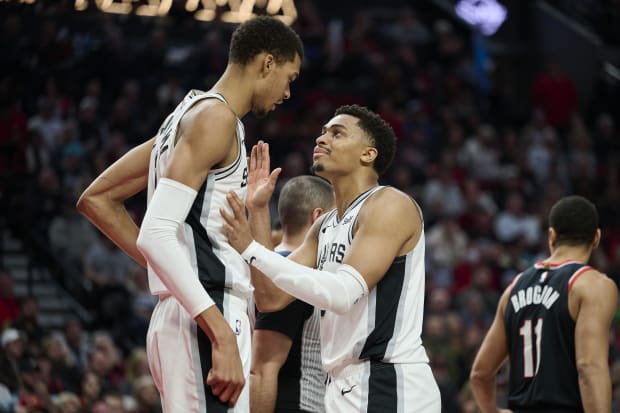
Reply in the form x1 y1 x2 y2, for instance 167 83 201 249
311 208 323 224
593 228 601 249
548 227 556 249
360 146 378 165
261 54 275 76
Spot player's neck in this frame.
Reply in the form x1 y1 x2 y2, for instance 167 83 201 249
545 245 592 266
278 228 307 252
210 66 254 118
332 175 378 219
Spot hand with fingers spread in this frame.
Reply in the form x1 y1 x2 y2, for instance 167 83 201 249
221 191 255 254
246 141 281 211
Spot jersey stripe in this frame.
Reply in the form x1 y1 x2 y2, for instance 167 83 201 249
359 256 406 360
186 175 227 302
568 265 592 291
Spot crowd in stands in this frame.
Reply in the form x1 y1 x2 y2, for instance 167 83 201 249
1 1 620 412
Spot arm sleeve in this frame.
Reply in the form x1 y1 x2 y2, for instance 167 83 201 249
255 300 313 338
136 178 215 318
241 240 369 315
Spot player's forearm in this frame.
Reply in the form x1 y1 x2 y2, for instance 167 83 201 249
250 371 277 413
248 206 274 249
242 241 368 314
77 196 146 267
195 306 237 346
251 267 294 312
470 375 500 413
578 363 611 413
247 207 291 311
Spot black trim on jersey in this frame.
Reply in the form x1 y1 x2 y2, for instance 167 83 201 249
214 129 243 180
319 210 338 235
185 179 227 303
359 255 406 360
196 307 228 413
340 186 380 223
347 186 384 243
367 361 397 413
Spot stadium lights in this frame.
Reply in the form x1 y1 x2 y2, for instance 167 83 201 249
8 0 297 24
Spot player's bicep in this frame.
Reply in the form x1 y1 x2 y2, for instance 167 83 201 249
574 275 617 368
343 192 420 289
79 137 153 203
164 104 236 191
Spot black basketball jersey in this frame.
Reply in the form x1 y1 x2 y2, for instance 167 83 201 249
504 260 592 413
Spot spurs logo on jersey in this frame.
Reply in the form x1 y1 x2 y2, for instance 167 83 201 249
146 90 251 300
316 186 431 374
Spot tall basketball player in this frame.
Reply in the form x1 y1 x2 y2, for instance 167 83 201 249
76 16 303 412
221 105 441 412
470 195 617 413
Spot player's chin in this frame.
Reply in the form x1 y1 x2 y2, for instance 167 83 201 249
310 162 325 174
251 107 271 119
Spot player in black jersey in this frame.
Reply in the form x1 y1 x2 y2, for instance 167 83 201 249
470 195 618 413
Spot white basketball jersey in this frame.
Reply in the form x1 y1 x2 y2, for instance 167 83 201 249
146 90 251 298
317 186 430 374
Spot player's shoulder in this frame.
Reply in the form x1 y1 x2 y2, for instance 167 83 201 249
571 267 618 300
359 186 421 234
190 97 237 124
364 186 419 217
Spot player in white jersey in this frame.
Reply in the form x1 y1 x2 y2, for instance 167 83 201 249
221 105 441 412
76 16 303 413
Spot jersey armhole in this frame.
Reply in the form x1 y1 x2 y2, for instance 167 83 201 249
568 266 592 292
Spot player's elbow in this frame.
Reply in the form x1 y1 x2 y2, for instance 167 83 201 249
469 362 494 385
76 190 96 217
577 359 607 382
136 219 158 261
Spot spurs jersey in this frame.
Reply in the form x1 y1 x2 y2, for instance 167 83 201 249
504 260 592 412
317 186 430 374
146 90 251 300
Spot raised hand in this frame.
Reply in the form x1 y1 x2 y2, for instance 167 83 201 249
245 141 281 211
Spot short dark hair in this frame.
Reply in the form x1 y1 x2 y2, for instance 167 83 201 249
229 16 304 65
278 176 334 236
334 105 396 176
548 195 599 247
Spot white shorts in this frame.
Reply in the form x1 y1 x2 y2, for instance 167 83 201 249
324 361 441 413
146 293 251 413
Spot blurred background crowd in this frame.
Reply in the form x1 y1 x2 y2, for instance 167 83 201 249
1 0 620 412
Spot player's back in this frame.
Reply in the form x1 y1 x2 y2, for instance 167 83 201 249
504 260 591 413
146 90 251 301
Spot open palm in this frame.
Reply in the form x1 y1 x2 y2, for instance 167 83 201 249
246 141 281 210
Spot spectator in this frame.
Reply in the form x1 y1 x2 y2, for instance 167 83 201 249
0 270 19 329
532 61 577 129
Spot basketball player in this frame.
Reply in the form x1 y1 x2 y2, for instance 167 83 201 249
221 105 441 412
252 175 334 413
76 16 303 412
470 195 617 413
